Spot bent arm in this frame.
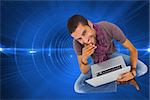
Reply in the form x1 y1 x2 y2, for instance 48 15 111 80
122 39 138 76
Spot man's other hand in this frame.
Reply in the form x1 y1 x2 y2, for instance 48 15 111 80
117 71 134 82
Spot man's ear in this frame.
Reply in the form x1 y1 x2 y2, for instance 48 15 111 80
87 20 94 29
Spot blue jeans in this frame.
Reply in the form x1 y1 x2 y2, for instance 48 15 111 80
74 51 148 93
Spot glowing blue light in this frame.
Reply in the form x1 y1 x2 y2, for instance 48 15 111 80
29 50 36 54
147 48 150 52
0 48 3 52
48 53 51 56
70 55 73 58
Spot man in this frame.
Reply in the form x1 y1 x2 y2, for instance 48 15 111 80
67 14 148 93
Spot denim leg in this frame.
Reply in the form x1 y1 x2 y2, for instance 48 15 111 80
74 70 92 93
109 51 148 77
74 69 117 93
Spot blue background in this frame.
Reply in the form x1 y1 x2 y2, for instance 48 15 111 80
0 1 149 99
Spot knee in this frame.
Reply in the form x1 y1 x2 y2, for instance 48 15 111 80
74 81 83 93
137 62 148 77
141 64 148 75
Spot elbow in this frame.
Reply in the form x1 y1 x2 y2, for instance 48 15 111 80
80 65 89 74
80 68 88 74
82 70 88 74
134 48 138 54
131 48 138 55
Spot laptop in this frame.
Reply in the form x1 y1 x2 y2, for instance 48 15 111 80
85 56 131 87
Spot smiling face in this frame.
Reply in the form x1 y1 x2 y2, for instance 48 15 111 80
71 23 96 46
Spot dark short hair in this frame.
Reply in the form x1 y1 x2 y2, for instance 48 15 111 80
67 14 89 34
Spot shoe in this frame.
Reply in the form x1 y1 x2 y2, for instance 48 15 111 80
117 78 140 91
129 79 140 91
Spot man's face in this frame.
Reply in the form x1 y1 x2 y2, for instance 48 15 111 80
71 23 96 46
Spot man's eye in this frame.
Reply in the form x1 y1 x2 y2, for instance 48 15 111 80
78 38 82 40
82 30 86 36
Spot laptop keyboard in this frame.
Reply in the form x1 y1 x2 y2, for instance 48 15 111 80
96 65 122 77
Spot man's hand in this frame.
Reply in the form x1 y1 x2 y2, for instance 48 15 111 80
117 71 134 82
77 44 97 74
82 44 97 63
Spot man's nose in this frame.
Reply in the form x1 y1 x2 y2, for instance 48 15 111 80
83 37 90 44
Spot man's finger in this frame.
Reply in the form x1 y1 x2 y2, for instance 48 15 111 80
117 74 126 80
87 46 97 55
120 73 128 78
121 72 132 79
84 44 91 49
87 50 94 55
116 81 128 85
84 44 92 50
117 77 127 82
118 72 129 79
86 45 95 51
117 75 127 81
86 46 97 54
117 76 122 80
121 71 130 76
